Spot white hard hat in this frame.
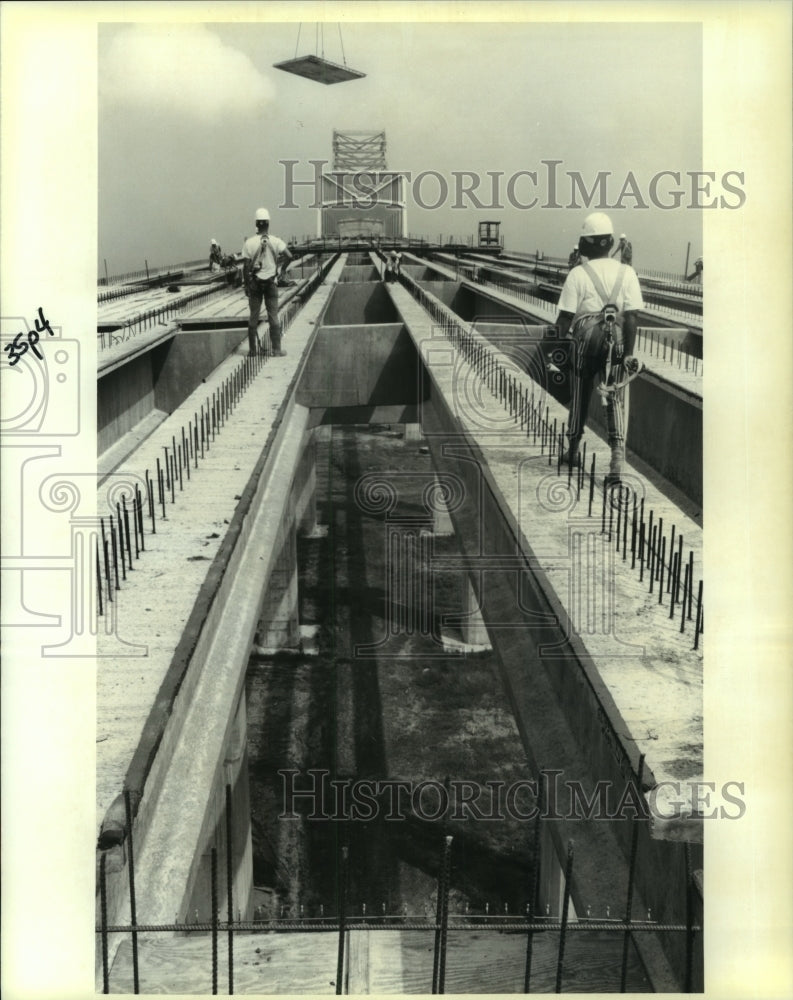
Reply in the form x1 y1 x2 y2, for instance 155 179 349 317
619 233 627 240
581 212 614 238
211 239 218 245
255 207 270 222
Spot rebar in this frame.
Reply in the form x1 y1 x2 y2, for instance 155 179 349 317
432 834 453 994
555 841 574 993
211 847 218 995
124 790 140 994
684 842 695 992
226 783 234 995
100 851 110 993
620 755 645 992
336 846 349 995
110 515 120 590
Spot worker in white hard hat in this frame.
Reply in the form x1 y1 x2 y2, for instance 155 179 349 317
209 238 223 272
241 208 292 357
610 232 633 266
568 245 582 269
555 212 644 486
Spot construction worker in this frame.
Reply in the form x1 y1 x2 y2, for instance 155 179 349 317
242 208 292 357
556 212 644 486
611 233 633 265
568 246 581 269
209 239 223 271
686 257 703 284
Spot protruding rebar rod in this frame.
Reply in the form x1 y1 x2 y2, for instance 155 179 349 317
655 518 664 580
110 514 121 589
225 783 234 995
100 851 109 993
124 790 140 994
159 465 166 520
115 505 126 581
432 834 453 994
669 552 680 619
680 561 691 633
601 479 607 535
555 841 574 993
588 453 596 518
183 427 191 481
639 522 646 582
658 536 667 604
96 541 103 617
620 754 645 992
684 841 695 993
694 580 704 650
136 485 145 551
211 847 218 995
523 775 544 993
122 497 133 570
622 490 630 561
335 846 349 996
667 525 676 593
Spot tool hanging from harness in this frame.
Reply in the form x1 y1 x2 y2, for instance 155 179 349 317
568 262 643 403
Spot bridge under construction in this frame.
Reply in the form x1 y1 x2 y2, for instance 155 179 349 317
93 210 704 992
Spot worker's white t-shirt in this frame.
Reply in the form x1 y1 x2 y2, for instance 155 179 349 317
242 233 287 281
557 257 644 322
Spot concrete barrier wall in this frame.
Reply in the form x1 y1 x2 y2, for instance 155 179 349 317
97 329 247 456
297 323 421 410
152 329 247 414
98 353 156 455
319 282 401 326
587 372 702 507
338 265 381 283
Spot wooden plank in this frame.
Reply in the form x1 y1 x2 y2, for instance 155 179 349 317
109 932 340 994
346 930 371 993
367 929 652 994
107 926 652 993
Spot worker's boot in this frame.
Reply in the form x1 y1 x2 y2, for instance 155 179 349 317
604 441 625 488
560 434 582 468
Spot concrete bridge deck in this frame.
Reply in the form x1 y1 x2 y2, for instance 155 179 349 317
94 252 703 990
388 279 703 830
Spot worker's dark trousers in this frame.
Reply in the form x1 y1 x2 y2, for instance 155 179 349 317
247 278 281 355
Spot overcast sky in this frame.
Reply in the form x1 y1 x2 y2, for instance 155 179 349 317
99 20 702 275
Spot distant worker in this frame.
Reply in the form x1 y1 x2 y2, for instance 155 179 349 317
556 212 644 487
242 208 292 357
209 238 223 271
686 257 703 284
611 233 633 265
568 246 582 269
384 249 402 283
